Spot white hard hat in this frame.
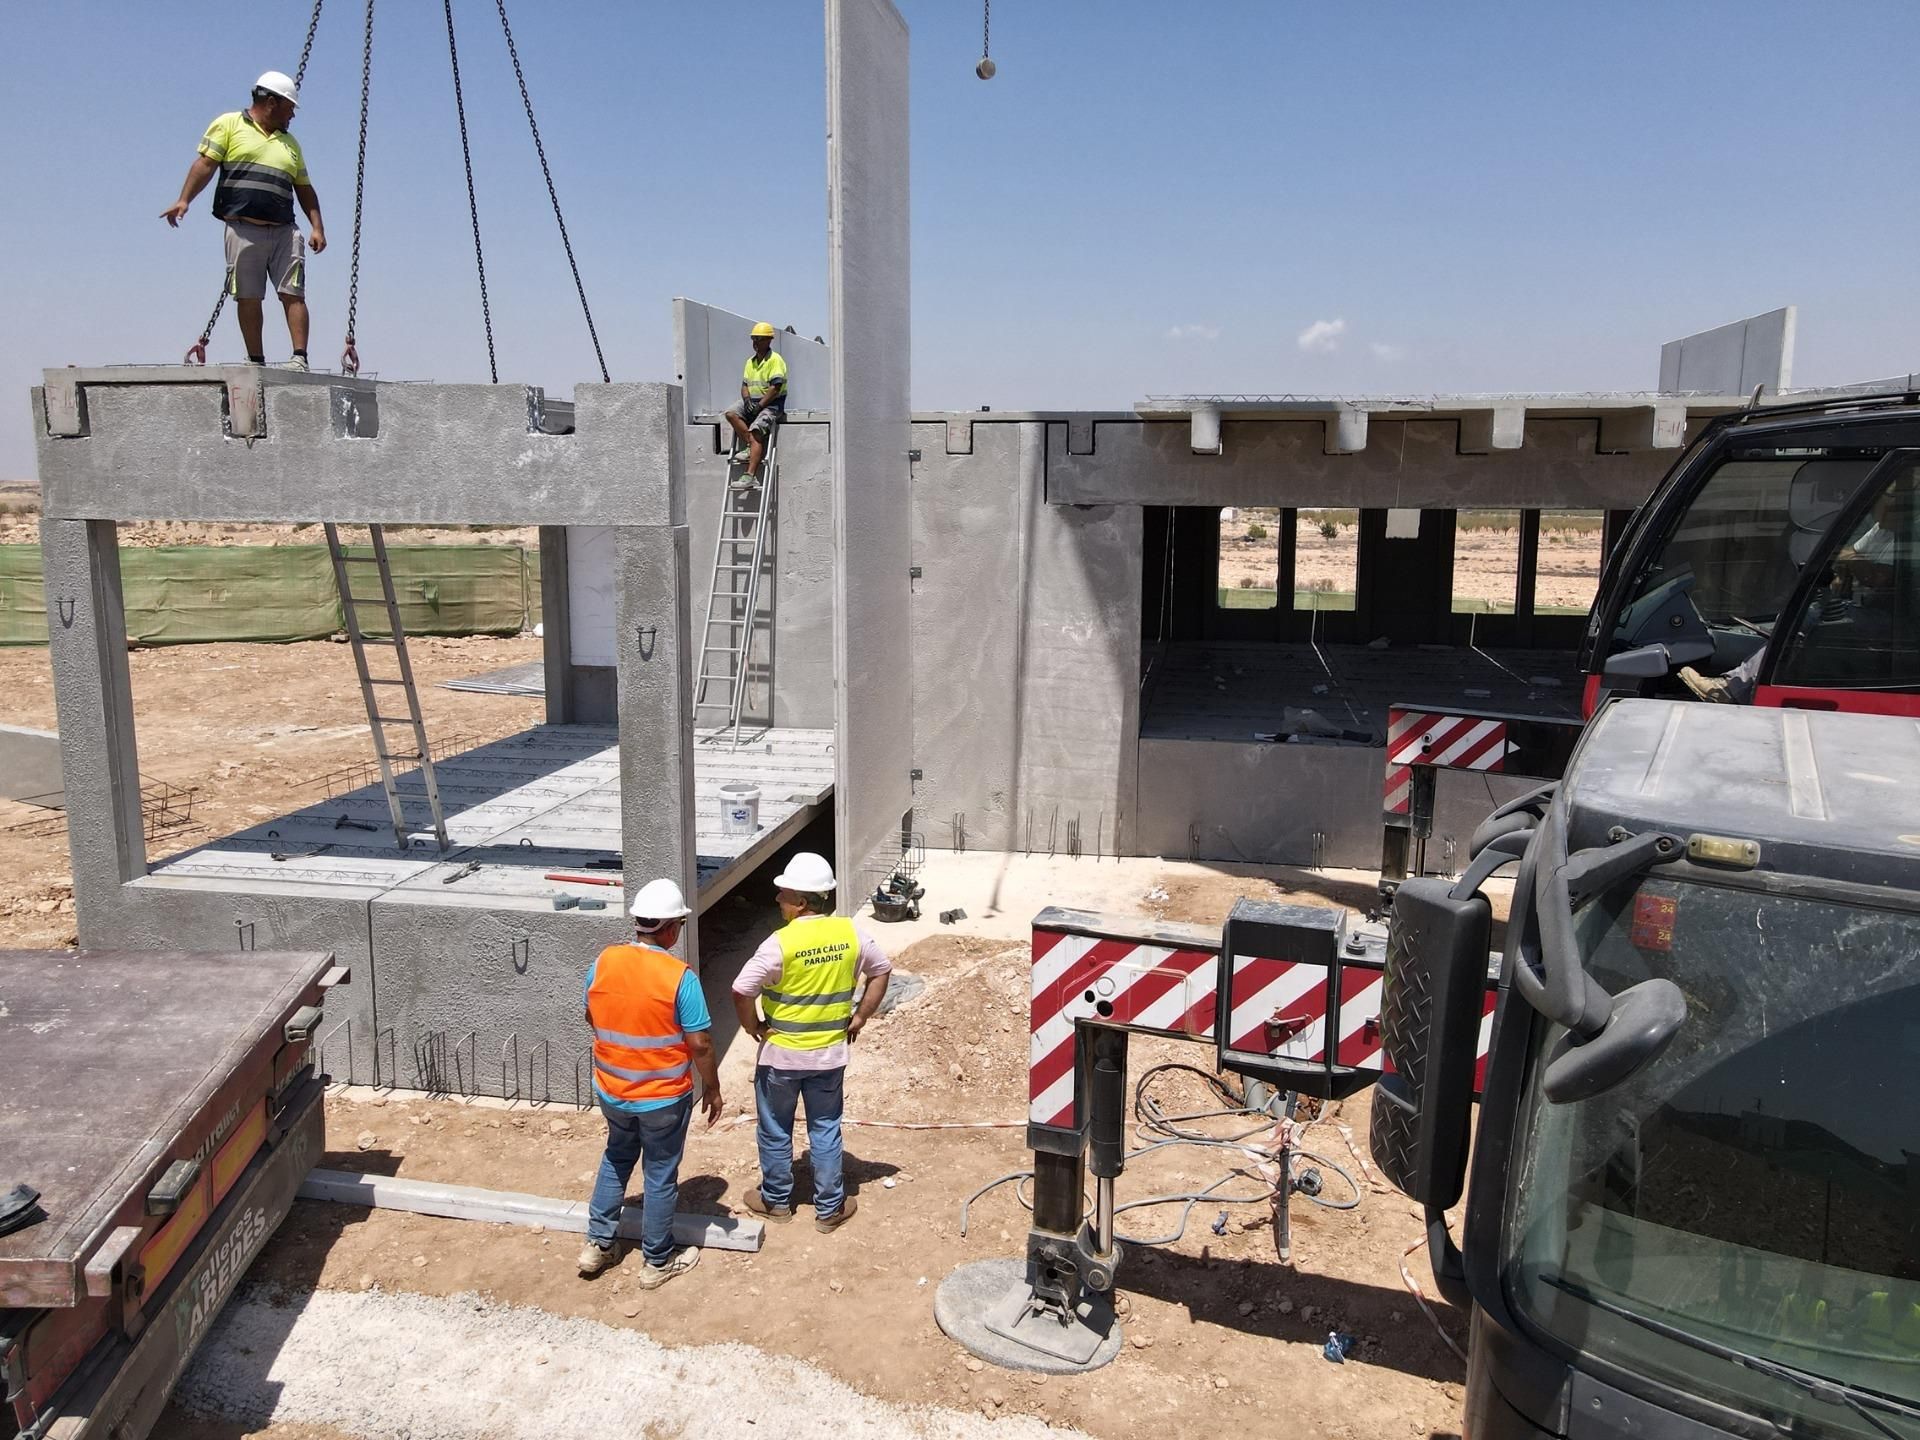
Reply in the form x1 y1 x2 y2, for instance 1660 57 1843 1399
772 851 837 894
629 877 692 923
254 71 299 105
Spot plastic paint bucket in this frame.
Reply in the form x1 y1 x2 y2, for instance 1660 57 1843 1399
719 782 761 835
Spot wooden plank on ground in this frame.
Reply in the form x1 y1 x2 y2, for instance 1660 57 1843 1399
297 1168 764 1253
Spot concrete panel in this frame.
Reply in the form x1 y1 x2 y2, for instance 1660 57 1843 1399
368 897 625 1099
827 0 915 898
614 525 701 964
1134 738 1382 869
685 419 837 730
35 376 684 528
910 421 1027 851
1659 307 1796 395
40 519 145 939
0 724 63 806
1046 417 1684 512
674 298 830 417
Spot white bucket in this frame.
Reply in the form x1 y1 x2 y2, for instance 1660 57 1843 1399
719 782 761 836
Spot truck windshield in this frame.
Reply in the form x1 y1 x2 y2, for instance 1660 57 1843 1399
1503 876 1920 1439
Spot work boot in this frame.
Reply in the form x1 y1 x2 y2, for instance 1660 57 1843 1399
1678 666 1733 704
815 1196 859 1234
744 1187 794 1223
576 1239 620 1276
635 1245 700 1290
280 356 310 372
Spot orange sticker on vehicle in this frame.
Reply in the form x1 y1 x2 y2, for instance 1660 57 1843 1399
1631 894 1677 952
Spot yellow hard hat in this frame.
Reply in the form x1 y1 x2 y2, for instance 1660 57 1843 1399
750 322 777 338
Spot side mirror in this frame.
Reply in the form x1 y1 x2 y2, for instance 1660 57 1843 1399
1602 643 1674 681
1370 877 1492 1213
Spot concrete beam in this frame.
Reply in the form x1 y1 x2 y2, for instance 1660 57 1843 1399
1597 403 1688 453
34 374 684 527
1457 405 1526 453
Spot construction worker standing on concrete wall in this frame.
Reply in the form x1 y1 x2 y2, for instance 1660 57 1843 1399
731 853 891 1233
578 878 722 1289
161 71 326 370
722 323 787 489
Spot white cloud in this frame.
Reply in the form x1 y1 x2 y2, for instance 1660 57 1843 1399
1297 318 1346 353
1164 323 1221 342
1369 341 1408 362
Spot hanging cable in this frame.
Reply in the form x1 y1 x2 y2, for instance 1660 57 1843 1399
339 0 374 375
492 0 609 383
443 0 498 384
186 0 327 364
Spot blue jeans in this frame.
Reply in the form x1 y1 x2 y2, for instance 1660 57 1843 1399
754 1065 845 1219
588 1093 693 1265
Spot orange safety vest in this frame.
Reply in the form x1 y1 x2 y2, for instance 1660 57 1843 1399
587 942 694 1105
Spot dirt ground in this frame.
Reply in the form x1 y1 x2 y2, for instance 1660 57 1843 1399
0 634 544 948
1219 512 1602 611
148 862 1474 1439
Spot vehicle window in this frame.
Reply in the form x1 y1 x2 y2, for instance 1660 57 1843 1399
1774 460 1920 690
1622 457 1876 635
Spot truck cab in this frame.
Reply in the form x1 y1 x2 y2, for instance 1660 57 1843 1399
1584 393 1920 718
1373 699 1920 1439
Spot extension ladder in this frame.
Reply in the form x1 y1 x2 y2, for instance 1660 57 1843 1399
694 425 780 749
323 523 450 851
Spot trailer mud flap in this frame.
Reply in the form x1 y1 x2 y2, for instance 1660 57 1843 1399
33 1079 323 1440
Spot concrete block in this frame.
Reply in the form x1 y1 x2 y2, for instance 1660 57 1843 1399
1457 406 1526 453
0 724 63 807
827 0 916 898
35 373 684 527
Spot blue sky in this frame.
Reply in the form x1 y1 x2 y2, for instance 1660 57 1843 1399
3 1 1917 479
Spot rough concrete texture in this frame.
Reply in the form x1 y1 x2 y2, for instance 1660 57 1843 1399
1659 306 1795 394
615 524 701 963
686 418 837 730
34 376 685 527
676 296 831 416
827 0 916 898
174 1283 1082 1439
1046 417 1688 510
0 723 62 806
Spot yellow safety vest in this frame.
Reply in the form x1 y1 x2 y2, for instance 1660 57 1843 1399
762 915 860 1051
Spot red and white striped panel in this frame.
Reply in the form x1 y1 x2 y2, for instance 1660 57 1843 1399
1029 927 1218 1130
1383 708 1510 815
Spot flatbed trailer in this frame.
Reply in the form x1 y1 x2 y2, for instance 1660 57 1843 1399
0 949 340 1440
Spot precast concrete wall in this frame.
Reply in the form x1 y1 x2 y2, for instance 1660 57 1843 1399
686 417 836 730
826 0 914 899
1046 417 1687 511
674 298 830 417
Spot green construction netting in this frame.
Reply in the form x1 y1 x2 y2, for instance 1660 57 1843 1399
0 543 538 647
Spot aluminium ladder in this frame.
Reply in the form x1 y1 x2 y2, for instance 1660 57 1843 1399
694 425 780 750
323 523 450 851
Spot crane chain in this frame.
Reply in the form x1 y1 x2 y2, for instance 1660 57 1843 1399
493 0 609 383
443 0 498 385
186 0 327 364
340 0 374 375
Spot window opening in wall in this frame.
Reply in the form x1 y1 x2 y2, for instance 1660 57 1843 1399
1294 509 1357 611
1452 510 1521 615
1536 510 1606 616
1216 506 1279 610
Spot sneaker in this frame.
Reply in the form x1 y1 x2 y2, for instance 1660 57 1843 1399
743 1188 794 1223
280 356 310 372
577 1239 620 1276
634 1245 700 1290
815 1196 859 1234
1678 666 1733 704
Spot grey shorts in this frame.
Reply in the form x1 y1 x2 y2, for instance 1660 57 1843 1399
224 221 305 300
726 402 780 437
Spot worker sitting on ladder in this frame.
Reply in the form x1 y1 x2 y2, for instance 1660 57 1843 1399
723 322 787 490
162 71 326 370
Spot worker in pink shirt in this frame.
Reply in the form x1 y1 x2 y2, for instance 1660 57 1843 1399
731 852 891 1232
